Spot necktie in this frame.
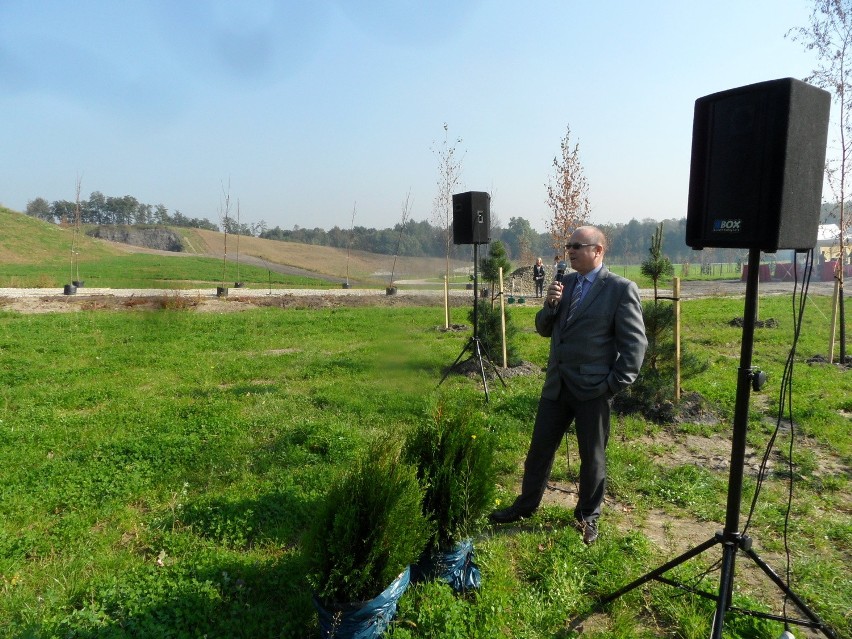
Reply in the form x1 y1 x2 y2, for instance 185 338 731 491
566 276 584 324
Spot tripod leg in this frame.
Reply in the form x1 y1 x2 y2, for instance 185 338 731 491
568 536 720 631
599 536 719 607
710 542 738 639
472 339 490 401
438 338 475 387
478 341 508 387
743 547 839 639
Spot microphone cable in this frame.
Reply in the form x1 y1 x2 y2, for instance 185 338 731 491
741 248 814 629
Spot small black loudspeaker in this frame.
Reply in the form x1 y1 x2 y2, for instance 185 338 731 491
452 191 491 244
686 77 830 251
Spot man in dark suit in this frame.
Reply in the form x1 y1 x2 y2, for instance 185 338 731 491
489 225 647 544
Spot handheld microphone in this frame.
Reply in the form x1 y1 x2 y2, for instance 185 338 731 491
550 260 568 308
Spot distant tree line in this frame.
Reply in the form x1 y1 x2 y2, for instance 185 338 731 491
257 205 842 266
26 193 219 231
25 191 790 265
259 219 447 257
259 217 740 265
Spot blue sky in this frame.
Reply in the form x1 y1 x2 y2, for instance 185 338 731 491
0 1 823 232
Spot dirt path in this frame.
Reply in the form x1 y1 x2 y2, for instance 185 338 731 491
0 286 479 314
0 277 840 315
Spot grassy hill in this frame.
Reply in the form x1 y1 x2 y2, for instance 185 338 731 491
180 226 471 284
0 206 124 266
0 206 470 289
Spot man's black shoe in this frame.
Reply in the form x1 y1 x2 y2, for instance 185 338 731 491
581 519 598 545
488 506 532 525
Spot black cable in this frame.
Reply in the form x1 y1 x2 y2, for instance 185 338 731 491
782 250 813 627
740 249 813 631
741 250 811 532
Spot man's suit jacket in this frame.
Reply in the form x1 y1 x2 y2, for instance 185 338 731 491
535 266 647 401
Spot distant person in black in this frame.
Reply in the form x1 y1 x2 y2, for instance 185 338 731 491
533 257 545 297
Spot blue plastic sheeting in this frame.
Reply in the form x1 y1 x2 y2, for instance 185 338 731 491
413 539 481 592
313 567 410 639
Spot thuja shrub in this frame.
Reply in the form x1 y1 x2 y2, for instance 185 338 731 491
304 440 431 604
403 405 496 551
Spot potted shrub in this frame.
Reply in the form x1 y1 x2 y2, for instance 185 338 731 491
305 441 431 638
403 405 496 591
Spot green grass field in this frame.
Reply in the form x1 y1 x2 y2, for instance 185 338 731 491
0 253 329 289
0 293 848 638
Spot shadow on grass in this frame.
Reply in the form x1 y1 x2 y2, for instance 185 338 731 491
26 490 324 638
37 551 317 638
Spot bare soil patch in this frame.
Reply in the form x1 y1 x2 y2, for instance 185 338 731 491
0 290 473 314
534 420 850 639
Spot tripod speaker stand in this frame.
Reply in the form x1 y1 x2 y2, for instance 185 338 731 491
438 243 506 402
568 247 837 638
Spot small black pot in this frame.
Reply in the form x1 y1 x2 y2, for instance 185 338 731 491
72 280 84 287
342 282 351 289
234 282 245 288
386 287 397 296
216 287 229 297
63 284 77 295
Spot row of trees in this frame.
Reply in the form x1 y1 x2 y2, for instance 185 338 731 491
259 219 447 258
259 217 738 265
26 194 220 231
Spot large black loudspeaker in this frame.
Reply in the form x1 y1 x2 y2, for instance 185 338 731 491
452 191 491 244
686 77 830 251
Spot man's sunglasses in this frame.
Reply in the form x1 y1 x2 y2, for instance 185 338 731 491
565 242 597 250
